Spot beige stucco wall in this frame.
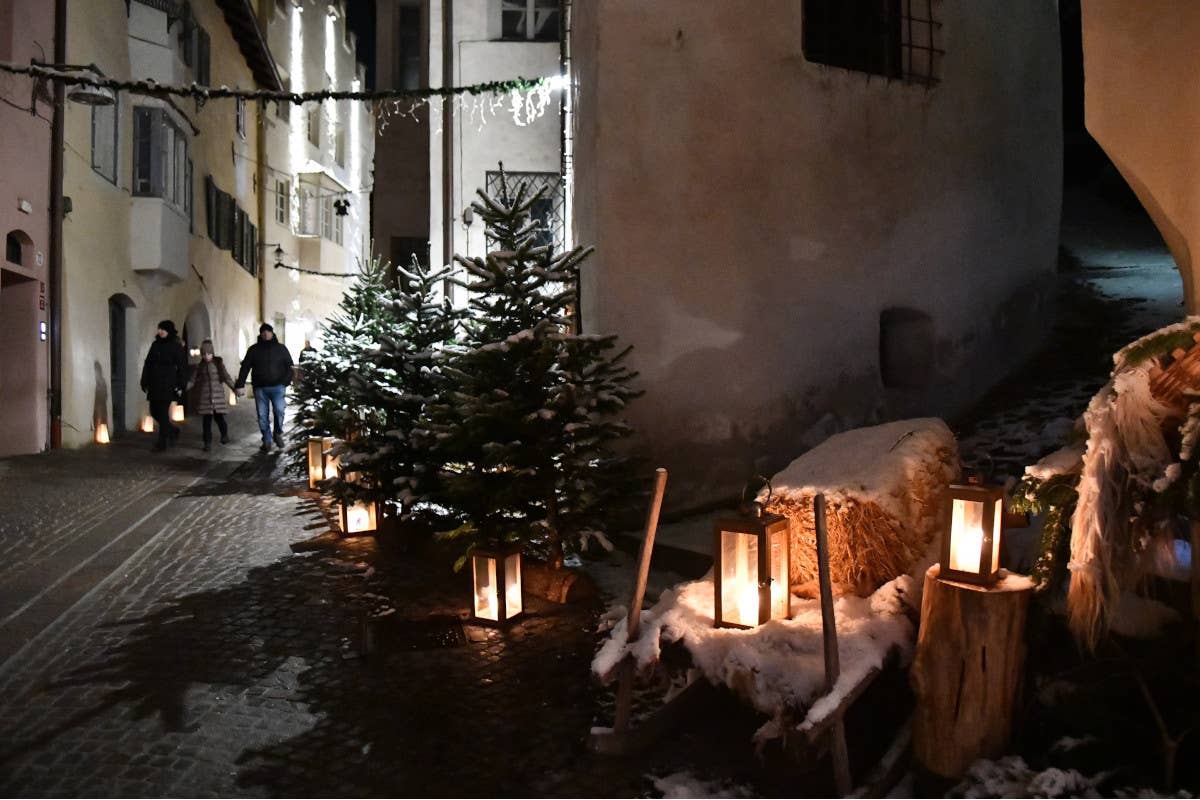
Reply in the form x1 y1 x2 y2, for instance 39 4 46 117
61 0 263 445
573 0 1063 508
1081 0 1200 310
262 0 374 359
0 0 53 455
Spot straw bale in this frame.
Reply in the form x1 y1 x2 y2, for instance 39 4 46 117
761 418 959 596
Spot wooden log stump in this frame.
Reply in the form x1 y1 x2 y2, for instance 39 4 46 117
910 565 1034 780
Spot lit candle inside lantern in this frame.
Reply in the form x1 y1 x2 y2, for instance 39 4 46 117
325 454 341 480
140 415 155 433
476 556 497 620
949 498 985 574
228 389 237 406
95 423 110 444
170 402 184 423
343 501 376 533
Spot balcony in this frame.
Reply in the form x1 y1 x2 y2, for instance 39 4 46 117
130 198 190 284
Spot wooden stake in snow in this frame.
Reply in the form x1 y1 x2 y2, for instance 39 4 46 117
613 467 668 733
815 494 853 796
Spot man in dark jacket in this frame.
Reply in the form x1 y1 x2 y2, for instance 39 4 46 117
140 319 188 452
235 322 294 451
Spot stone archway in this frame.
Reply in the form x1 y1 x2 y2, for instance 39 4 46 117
1080 0 1200 311
182 301 212 359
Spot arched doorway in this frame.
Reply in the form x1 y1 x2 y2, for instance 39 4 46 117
182 301 212 359
108 294 136 435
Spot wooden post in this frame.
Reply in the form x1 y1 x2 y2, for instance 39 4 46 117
815 494 852 796
612 468 668 733
911 564 1034 780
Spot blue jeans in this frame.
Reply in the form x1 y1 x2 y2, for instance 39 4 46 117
253 385 287 443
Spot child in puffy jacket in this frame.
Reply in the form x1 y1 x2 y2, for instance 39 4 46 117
187 339 236 452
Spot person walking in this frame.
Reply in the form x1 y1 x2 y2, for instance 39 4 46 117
234 322 294 451
187 339 236 452
139 320 188 452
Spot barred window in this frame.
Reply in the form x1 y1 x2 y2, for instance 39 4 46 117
501 0 560 42
484 171 564 252
802 0 942 86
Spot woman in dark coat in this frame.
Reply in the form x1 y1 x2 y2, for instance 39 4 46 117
140 319 188 452
187 339 236 451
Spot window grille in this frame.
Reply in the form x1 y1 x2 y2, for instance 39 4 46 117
500 0 560 42
484 171 565 253
801 0 942 86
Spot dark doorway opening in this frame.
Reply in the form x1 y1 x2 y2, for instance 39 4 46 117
108 295 134 435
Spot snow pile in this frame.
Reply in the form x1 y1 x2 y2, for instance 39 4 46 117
592 573 918 742
1025 444 1086 482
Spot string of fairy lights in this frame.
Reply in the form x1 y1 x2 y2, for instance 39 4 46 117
0 60 566 278
0 60 562 131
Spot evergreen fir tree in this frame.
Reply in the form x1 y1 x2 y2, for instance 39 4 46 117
287 256 396 479
334 257 461 526
429 168 640 568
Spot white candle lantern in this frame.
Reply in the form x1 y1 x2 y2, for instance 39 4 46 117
140 414 155 433
471 543 523 625
94 423 110 444
170 402 185 423
339 499 378 535
713 499 790 629
306 436 335 489
940 480 1005 587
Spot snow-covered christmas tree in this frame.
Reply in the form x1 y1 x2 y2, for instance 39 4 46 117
287 256 396 479
428 166 640 568
334 257 461 527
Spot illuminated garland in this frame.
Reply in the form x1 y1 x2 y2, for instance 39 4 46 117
0 60 547 107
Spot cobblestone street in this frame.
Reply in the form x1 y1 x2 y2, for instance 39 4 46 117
0 404 799 798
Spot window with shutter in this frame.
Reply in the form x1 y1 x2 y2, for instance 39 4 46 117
204 176 216 241
91 95 118 184
196 28 211 87
232 206 244 264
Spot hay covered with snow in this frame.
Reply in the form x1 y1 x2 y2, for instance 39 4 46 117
760 418 959 595
592 573 919 742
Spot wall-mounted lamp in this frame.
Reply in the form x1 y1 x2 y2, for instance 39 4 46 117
262 243 286 270
333 199 350 217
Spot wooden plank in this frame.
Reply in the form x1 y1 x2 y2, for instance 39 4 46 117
815 493 852 796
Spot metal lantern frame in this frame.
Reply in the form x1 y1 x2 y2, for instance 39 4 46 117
339 497 379 535
940 481 1005 587
713 481 791 629
470 541 524 626
306 436 336 489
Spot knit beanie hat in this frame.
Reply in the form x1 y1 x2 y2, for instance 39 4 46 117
259 322 274 334
157 320 177 336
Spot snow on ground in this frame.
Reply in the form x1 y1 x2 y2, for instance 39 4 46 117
592 571 919 742
948 755 1194 799
649 771 756 799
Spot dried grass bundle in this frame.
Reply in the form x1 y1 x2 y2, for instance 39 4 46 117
762 418 959 597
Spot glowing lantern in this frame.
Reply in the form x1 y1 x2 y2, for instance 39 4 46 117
170 402 184 423
339 499 378 535
95 423 110 444
306 436 335 489
940 480 1005 587
228 389 237 407
471 542 523 625
140 414 155 433
713 499 790 628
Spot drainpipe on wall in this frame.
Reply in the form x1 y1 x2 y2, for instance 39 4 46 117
441 0 453 281
48 0 66 449
256 107 267 325
255 3 268 325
